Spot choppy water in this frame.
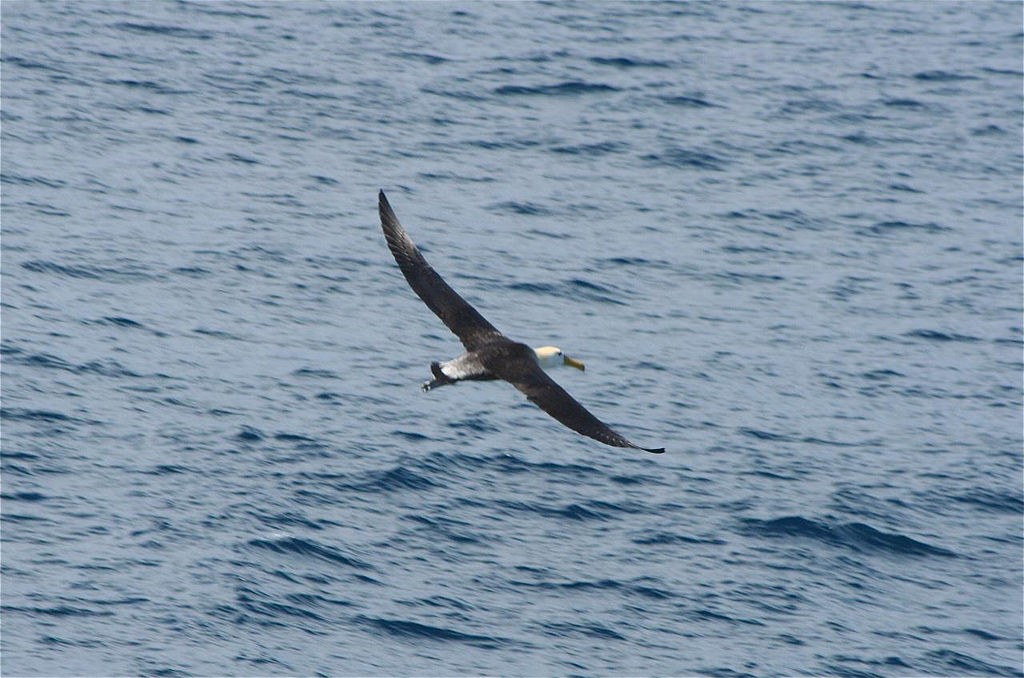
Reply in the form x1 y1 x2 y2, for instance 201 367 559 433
2 2 1022 676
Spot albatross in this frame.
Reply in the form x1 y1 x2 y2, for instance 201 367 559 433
378 190 664 454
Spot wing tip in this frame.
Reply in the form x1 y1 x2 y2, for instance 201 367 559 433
379 189 399 228
641 446 666 454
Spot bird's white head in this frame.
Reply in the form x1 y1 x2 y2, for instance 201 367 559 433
534 346 585 372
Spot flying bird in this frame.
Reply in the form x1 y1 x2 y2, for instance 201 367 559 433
378 190 664 454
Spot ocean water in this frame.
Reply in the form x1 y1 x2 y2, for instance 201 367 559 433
2 1 1022 676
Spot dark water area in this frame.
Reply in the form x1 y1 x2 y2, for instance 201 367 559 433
2 2 1022 676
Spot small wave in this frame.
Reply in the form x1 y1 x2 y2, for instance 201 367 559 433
330 465 440 493
105 79 185 95
0 408 104 430
779 97 840 115
0 172 66 188
419 86 489 102
465 137 542 151
21 259 154 281
863 220 950 236
971 124 1007 137
632 531 726 546
524 228 572 240
861 369 904 381
492 499 619 522
903 329 981 343
89 316 170 338
550 141 625 156
1 408 74 423
141 464 190 476
114 22 213 40
358 615 509 648
742 516 956 557
245 536 372 570
281 88 341 101
396 51 448 65
597 256 654 266
740 427 794 442
83 359 142 378
405 514 484 545
963 627 1004 641
570 278 619 295
98 316 144 329
921 648 1022 677
417 170 496 183
695 668 758 678
250 511 337 532
236 426 264 442
888 182 923 193
659 94 719 108
2 56 64 73
588 56 671 69
235 586 325 623
840 132 880 146
2 604 114 618
391 429 432 442
713 271 786 285
488 200 552 216
913 70 978 82
227 152 260 165
690 608 765 627
273 432 318 444
21 260 100 279
0 450 39 461
193 327 243 340
494 81 620 96
506 281 557 295
949 488 1023 514
642 147 727 171
883 97 930 109
171 266 210 277
723 207 821 230
541 620 626 641
820 657 904 678
505 279 627 305
446 415 500 435
291 367 339 379
467 451 599 479
1 491 47 502
511 575 675 602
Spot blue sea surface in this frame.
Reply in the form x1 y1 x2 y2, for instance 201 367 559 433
2 2 1022 676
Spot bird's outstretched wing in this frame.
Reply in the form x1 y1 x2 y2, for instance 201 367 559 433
488 349 665 454
379 190 505 351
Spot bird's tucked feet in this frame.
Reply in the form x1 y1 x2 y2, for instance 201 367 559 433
422 362 456 392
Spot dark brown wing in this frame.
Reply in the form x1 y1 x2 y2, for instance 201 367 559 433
379 190 505 351
487 346 665 453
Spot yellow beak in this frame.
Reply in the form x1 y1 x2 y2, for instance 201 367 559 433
563 355 585 371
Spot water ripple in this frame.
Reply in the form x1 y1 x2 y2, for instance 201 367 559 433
741 516 957 558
